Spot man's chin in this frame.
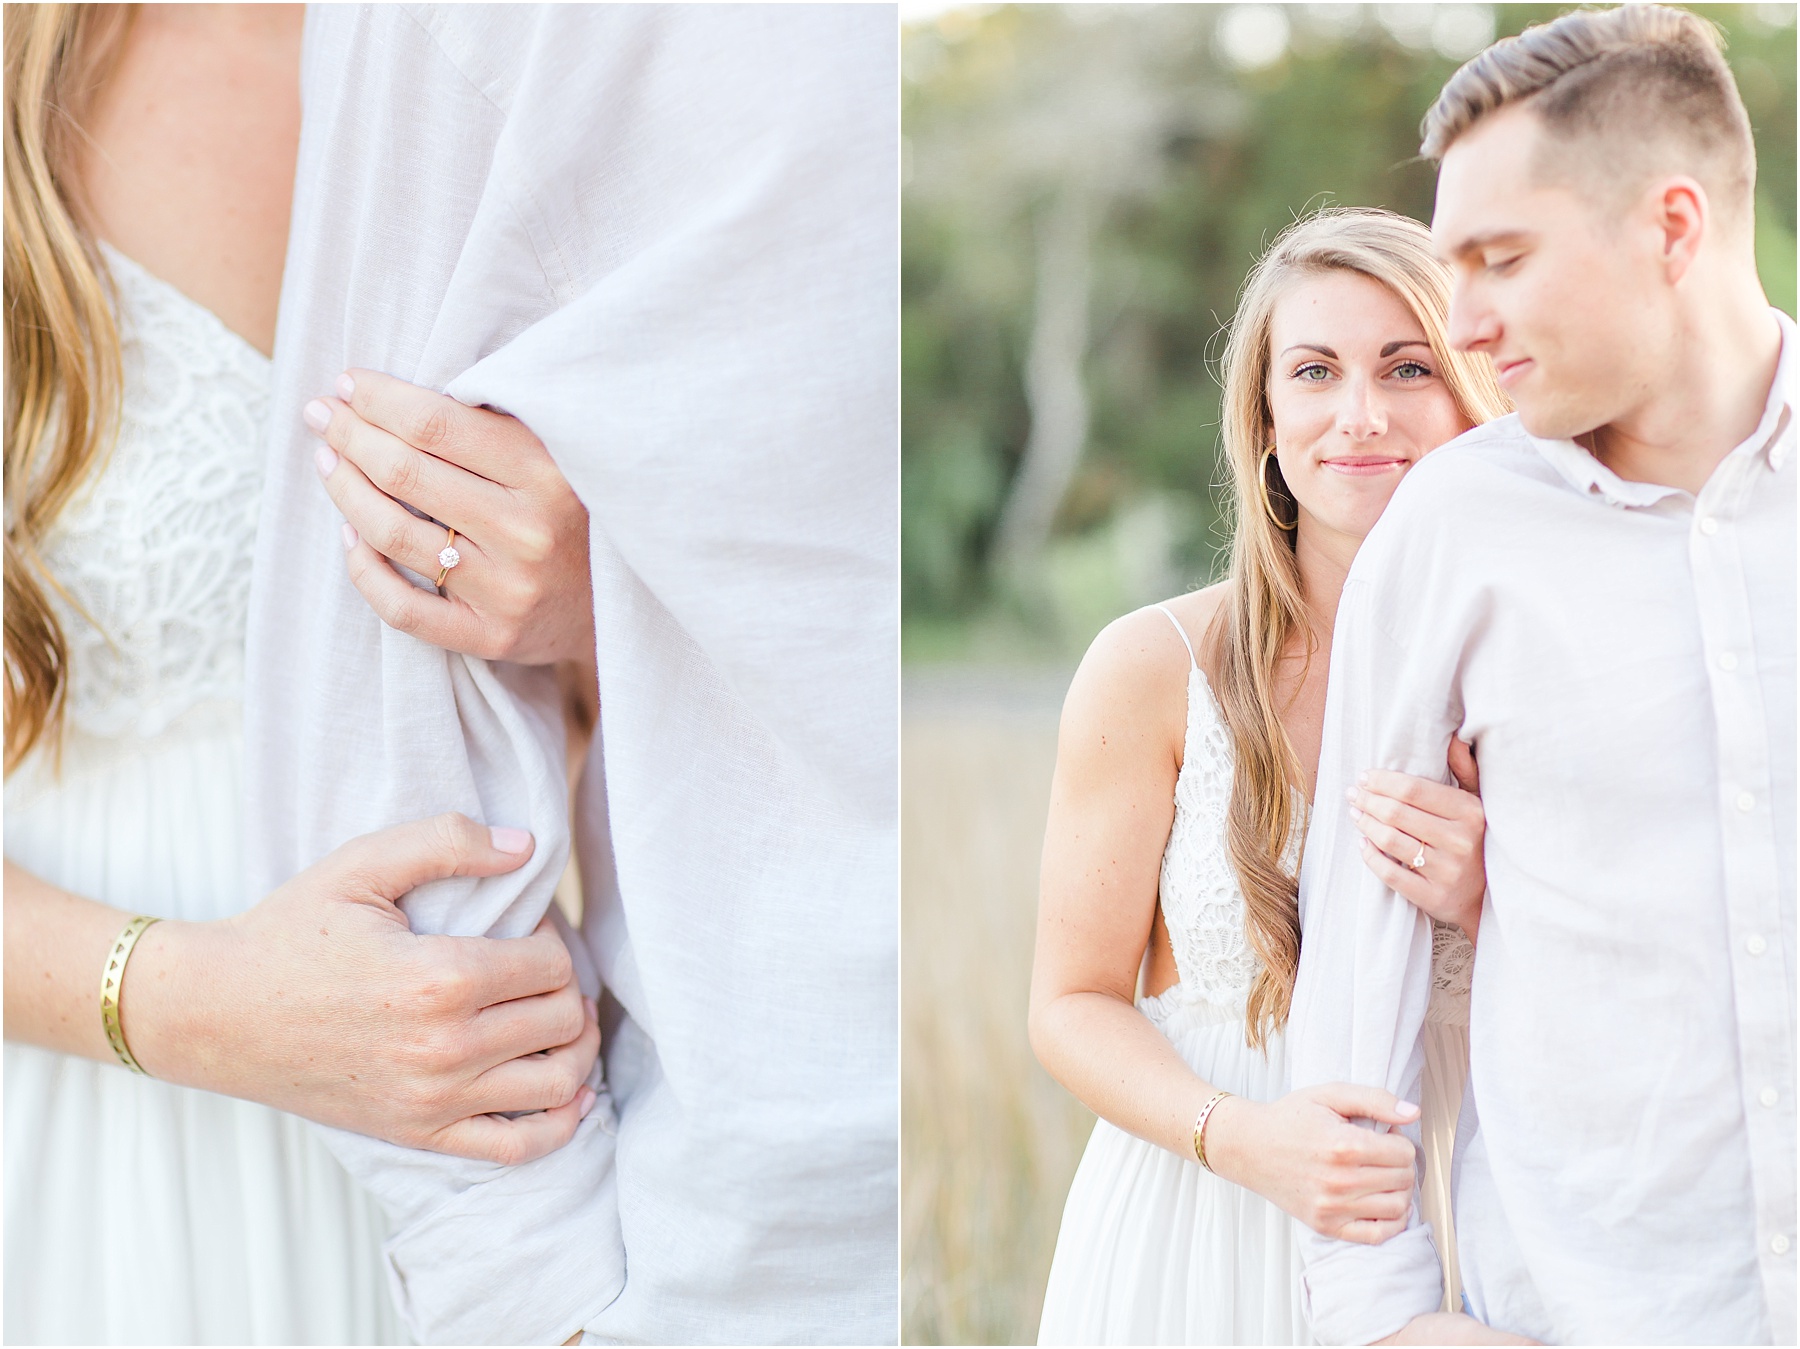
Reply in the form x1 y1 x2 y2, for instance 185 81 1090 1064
1513 398 1601 446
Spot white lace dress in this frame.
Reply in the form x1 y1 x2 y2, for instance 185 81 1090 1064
1036 607 1471 1346
3 244 403 1345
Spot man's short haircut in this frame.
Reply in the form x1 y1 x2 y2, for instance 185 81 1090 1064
1420 5 1756 230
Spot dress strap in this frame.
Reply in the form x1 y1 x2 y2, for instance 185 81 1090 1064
1153 604 1199 672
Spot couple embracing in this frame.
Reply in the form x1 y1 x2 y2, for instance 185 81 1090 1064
1031 7 1793 1345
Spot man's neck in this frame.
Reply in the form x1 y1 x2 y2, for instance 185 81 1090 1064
1587 276 1783 497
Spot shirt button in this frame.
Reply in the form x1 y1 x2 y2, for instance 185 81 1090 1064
1719 652 1739 671
1737 792 1756 813
1748 935 1769 956
1773 1234 1791 1255
1761 1087 1780 1108
1701 517 1720 535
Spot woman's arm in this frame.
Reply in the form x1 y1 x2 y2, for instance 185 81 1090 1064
4 814 600 1164
1029 604 1422 1244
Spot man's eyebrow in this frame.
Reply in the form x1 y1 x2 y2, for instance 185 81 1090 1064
1280 344 1337 359
1444 228 1535 260
1381 340 1432 357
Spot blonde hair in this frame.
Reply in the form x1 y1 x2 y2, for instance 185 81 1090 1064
1421 5 1754 236
1203 208 1509 1049
4 3 133 775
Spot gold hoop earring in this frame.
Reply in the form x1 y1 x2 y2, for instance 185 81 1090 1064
1259 448 1297 532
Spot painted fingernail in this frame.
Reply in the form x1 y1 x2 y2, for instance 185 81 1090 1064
1356 771 1370 786
341 522 358 550
1349 806 1362 820
314 444 338 477
489 825 532 853
583 996 598 1022
1397 1100 1420 1118
302 398 331 432
576 1086 597 1119
1344 786 1358 802
336 372 355 400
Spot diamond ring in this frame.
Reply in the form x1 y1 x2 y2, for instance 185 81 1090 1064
1408 843 1427 871
434 527 461 588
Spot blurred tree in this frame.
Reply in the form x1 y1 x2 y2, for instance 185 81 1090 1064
902 2 1798 662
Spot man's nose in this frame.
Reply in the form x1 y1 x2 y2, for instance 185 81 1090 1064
1447 283 1499 352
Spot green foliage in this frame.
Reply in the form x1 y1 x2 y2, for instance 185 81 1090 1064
903 3 1798 660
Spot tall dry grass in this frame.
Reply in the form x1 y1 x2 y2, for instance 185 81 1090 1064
901 671 1097 1346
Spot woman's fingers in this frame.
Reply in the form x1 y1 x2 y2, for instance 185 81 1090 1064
318 439 490 582
468 1005 601 1115
338 367 534 486
306 395 508 539
425 1085 598 1166
1336 1216 1412 1246
1354 810 1427 868
341 526 502 654
468 982 590 1066
327 812 534 902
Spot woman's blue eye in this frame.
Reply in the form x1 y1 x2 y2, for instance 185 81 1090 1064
1393 361 1431 380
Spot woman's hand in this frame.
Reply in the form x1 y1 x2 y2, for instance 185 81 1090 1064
124 813 601 1165
1349 737 1485 941
303 370 595 669
1203 1084 1421 1243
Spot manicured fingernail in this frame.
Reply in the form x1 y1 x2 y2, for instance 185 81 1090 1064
302 398 331 432
576 1086 596 1119
583 996 598 1022
489 825 532 853
1344 786 1358 802
336 372 355 400
1348 806 1362 820
341 522 358 550
1356 771 1370 786
1397 1100 1420 1118
314 444 338 477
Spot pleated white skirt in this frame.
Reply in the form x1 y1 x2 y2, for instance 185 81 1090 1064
1037 992 1309 1347
4 706 404 1346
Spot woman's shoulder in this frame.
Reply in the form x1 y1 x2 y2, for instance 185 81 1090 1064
1059 584 1232 751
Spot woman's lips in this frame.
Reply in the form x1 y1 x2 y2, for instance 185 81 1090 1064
1320 456 1409 476
1496 357 1534 389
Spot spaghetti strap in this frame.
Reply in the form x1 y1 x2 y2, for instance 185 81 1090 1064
1153 603 1199 672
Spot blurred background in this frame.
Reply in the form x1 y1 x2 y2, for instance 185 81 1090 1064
899 4 1797 1344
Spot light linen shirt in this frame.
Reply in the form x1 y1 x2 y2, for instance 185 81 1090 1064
1288 311 1795 1346
243 6 896 1345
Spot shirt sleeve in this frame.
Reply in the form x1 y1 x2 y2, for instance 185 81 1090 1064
1288 571 1463 1344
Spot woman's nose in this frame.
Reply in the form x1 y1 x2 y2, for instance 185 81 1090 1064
1336 378 1387 439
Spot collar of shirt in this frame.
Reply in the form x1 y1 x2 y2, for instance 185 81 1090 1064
1529 306 1796 508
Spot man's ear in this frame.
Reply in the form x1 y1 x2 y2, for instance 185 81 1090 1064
1647 175 1708 286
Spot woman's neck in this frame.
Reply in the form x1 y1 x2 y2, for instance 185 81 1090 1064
1292 516 1361 644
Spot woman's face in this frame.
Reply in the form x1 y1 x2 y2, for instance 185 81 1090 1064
1264 269 1469 546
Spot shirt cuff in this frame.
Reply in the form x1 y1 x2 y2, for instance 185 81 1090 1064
381 1097 625 1345
1300 1223 1443 1345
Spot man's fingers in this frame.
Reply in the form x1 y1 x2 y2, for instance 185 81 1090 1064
328 813 535 902
339 368 524 485
1447 736 1480 795
425 1087 597 1166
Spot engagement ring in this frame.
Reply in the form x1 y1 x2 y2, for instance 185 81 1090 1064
435 527 460 587
1408 844 1427 871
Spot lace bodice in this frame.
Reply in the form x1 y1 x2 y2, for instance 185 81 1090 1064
1153 610 1473 1025
36 243 269 744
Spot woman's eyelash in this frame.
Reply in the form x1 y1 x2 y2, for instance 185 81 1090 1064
1293 362 1331 380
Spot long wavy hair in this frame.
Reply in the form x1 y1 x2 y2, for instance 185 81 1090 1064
1203 208 1510 1049
4 4 134 775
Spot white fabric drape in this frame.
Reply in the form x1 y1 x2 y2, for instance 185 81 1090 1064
244 7 897 1343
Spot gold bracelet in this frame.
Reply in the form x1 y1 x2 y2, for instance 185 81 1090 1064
1192 1089 1233 1172
100 915 161 1075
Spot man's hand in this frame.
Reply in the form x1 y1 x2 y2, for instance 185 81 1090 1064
1374 1312 1540 1345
